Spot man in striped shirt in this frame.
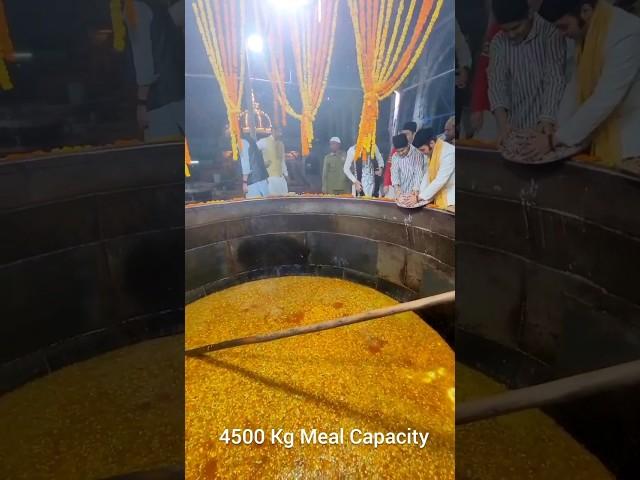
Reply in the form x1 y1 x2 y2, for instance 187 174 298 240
489 0 567 145
390 134 426 197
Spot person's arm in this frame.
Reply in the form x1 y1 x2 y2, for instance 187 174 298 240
240 140 251 191
282 146 288 177
539 30 567 126
412 154 426 193
127 2 156 91
375 146 384 170
488 35 511 133
391 153 401 190
555 31 640 147
419 146 455 202
343 148 357 184
127 2 156 130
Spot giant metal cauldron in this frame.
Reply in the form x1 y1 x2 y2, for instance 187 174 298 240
185 197 456 343
457 146 640 478
0 143 184 393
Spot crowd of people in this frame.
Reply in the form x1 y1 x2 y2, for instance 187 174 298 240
228 119 456 213
459 0 640 173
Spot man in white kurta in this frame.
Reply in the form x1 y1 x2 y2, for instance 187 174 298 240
257 128 288 196
414 129 455 211
126 0 185 141
527 1 640 172
343 144 384 197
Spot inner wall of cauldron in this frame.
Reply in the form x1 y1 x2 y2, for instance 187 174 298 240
456 148 640 478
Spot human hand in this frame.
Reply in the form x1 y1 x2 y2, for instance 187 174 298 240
522 132 552 161
537 121 555 136
355 180 363 193
497 124 512 148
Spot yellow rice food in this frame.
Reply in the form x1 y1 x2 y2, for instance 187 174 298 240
456 364 613 479
0 336 183 479
186 276 455 479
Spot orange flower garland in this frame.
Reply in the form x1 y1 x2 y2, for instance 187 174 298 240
347 0 444 159
0 0 14 90
193 0 245 160
258 0 338 156
185 139 192 177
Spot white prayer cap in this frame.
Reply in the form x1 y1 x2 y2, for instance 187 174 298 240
329 136 341 144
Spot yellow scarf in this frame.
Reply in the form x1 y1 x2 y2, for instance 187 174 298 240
576 0 620 166
261 135 285 177
111 0 137 52
428 139 448 210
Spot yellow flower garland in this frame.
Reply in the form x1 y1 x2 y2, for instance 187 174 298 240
258 0 338 156
0 0 14 90
193 0 245 160
347 0 443 160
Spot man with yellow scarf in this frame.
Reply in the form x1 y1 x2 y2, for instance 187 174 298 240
257 127 289 196
413 128 456 213
527 0 640 173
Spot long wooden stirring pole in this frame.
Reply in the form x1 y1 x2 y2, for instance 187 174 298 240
456 359 640 425
185 290 455 356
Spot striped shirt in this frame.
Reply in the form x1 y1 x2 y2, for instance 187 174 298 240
488 13 566 129
391 145 426 194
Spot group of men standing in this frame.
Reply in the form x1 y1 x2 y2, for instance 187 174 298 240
321 121 456 212
232 118 455 212
469 0 640 172
225 125 290 199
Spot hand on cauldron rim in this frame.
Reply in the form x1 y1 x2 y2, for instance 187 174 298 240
522 131 552 161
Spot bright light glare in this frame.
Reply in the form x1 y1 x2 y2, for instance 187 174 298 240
247 34 264 53
268 0 312 9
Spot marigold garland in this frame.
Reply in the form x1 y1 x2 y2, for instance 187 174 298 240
347 0 444 159
0 0 14 90
185 139 192 177
111 0 138 52
193 0 245 160
257 0 338 156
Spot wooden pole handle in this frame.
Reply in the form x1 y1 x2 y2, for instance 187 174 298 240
185 290 455 356
456 359 640 425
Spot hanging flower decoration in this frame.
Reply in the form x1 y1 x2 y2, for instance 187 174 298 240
0 0 14 90
193 0 245 160
111 0 138 52
262 12 287 129
347 0 444 159
185 139 192 177
257 0 338 156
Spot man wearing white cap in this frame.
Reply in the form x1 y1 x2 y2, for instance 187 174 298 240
322 137 350 195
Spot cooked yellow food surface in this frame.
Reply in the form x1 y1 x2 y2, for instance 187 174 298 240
186 276 455 479
0 336 183 479
456 364 613 479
